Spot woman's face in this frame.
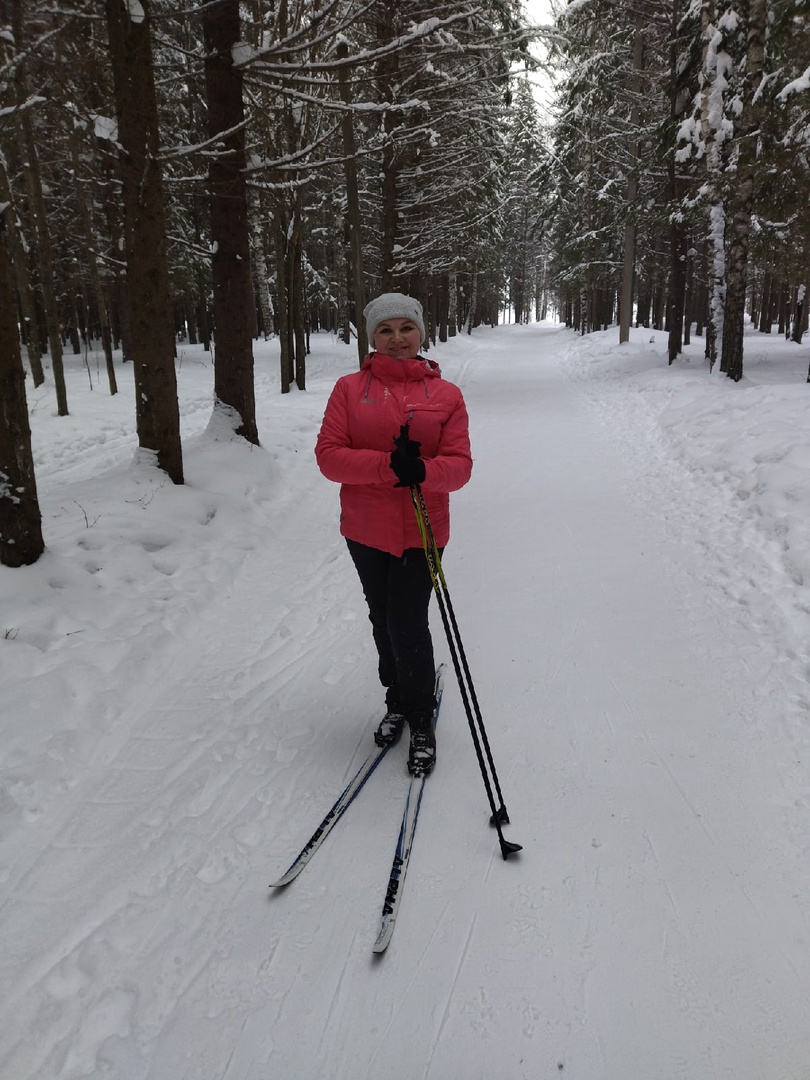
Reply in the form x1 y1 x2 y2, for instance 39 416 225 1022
372 318 422 359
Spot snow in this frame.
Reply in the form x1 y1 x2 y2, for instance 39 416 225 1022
777 63 810 101
232 41 260 68
125 0 145 25
0 95 47 120
3 321 810 1079
92 116 118 143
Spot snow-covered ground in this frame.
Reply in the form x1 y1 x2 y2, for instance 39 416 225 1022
2 320 810 1080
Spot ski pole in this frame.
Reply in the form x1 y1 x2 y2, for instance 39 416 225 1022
413 486 511 818
412 485 513 819
411 484 521 861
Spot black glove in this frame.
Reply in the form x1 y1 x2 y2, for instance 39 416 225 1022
390 424 426 488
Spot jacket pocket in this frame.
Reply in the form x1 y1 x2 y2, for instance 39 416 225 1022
404 402 453 457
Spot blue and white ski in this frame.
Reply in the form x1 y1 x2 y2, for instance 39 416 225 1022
269 740 390 888
373 666 445 953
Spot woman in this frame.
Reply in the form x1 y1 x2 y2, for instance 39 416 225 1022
315 293 472 775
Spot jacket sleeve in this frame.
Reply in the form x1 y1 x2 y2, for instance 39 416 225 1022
315 378 392 486
420 390 473 494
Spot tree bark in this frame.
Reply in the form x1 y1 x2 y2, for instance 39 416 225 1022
106 0 183 483
619 15 644 345
758 269 773 331
0 210 44 567
69 124 118 395
18 110 68 412
337 43 368 365
274 215 293 393
792 283 806 345
12 1 67 413
292 218 307 390
376 3 400 291
203 0 258 443
721 0 767 382
0 157 44 386
466 267 478 334
699 0 722 370
249 191 273 341
667 0 687 364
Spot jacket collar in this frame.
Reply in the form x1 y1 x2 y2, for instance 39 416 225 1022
363 351 441 380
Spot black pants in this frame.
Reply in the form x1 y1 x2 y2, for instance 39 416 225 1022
347 539 439 717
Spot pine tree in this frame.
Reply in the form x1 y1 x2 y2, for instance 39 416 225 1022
106 0 183 483
0 208 44 567
203 0 258 442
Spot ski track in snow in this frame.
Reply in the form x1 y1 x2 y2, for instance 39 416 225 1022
2 326 810 1079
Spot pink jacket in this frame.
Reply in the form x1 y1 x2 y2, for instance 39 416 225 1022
315 352 472 556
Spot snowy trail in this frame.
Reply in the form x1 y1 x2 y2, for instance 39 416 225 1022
3 324 810 1079
439 328 810 1077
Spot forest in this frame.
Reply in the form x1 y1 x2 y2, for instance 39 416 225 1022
1 0 809 567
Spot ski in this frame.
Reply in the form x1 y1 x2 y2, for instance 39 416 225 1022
372 667 444 953
269 740 390 888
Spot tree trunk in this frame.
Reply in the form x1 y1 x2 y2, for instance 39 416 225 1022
70 124 118 396
203 0 258 443
700 0 723 371
778 281 790 335
721 0 767 382
292 223 307 390
0 157 44 386
758 270 773 331
667 0 686 364
683 241 694 345
466 268 478 334
0 210 44 567
380 146 397 293
792 284 806 345
249 191 273 341
12 1 67 413
448 270 458 337
619 15 644 345
100 155 134 361
18 110 68 413
274 215 293 393
376 4 400 292
652 275 666 330
694 286 705 337
668 225 688 363
636 287 651 328
106 0 183 483
337 43 367 365
437 274 449 342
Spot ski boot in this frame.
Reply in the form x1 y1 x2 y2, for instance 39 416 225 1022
407 712 436 775
375 711 406 748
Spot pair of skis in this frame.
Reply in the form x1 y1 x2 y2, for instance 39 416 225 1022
269 667 445 954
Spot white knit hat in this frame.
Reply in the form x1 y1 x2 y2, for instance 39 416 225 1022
363 292 425 344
